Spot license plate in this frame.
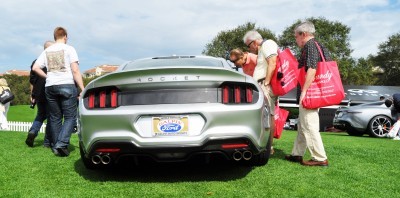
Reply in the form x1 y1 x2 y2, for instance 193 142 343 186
152 116 189 136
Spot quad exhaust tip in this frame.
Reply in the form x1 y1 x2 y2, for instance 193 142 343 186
91 154 112 165
232 150 252 161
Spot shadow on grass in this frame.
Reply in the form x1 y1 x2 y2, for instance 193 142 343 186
74 156 254 182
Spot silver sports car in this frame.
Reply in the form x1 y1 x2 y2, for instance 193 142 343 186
333 101 393 137
78 55 272 169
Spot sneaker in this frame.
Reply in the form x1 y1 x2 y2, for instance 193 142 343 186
25 132 36 147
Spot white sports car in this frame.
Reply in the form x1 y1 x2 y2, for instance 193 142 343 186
78 55 271 169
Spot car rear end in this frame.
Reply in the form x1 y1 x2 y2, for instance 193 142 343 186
78 56 270 168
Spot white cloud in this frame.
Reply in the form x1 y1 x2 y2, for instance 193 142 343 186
0 0 399 73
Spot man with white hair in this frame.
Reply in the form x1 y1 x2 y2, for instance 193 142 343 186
285 21 331 166
243 30 279 150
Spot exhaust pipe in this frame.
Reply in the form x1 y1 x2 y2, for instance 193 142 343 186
101 155 111 165
232 151 243 161
91 155 101 164
242 150 253 160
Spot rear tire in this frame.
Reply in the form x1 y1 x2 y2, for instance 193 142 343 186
367 115 392 138
250 130 273 166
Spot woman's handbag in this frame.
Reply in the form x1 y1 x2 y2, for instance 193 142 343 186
0 86 14 104
299 42 345 109
270 48 299 96
274 103 289 139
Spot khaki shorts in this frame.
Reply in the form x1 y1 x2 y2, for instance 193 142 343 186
258 82 278 116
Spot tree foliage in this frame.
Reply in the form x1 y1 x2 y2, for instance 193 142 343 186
372 32 400 85
202 22 277 58
3 74 30 106
347 57 378 85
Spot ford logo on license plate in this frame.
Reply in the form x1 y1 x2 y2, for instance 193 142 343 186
152 116 189 136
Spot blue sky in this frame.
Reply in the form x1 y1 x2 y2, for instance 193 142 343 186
0 0 399 73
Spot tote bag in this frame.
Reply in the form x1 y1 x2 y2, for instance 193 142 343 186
274 104 289 139
299 42 345 109
270 48 299 96
0 86 14 104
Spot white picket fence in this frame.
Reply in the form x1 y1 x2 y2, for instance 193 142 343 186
7 121 46 133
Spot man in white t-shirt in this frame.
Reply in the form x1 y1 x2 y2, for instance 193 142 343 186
32 27 84 157
243 30 278 140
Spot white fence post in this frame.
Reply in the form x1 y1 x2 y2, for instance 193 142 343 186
6 121 46 133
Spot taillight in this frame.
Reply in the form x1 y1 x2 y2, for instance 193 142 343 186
86 87 119 109
99 91 106 108
88 92 95 109
111 89 118 108
221 83 255 104
222 85 229 104
234 85 241 103
246 86 253 103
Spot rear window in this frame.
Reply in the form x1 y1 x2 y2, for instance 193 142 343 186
122 56 225 70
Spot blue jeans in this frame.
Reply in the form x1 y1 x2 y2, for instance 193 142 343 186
29 101 52 146
45 84 78 149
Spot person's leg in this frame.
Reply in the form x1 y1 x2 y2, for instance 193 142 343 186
43 101 52 147
29 102 47 135
302 108 327 162
54 85 78 156
260 84 277 154
45 86 63 154
291 104 308 157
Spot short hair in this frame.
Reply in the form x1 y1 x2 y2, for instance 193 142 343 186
294 21 315 36
53 27 68 40
43 41 54 49
243 30 262 44
230 48 244 59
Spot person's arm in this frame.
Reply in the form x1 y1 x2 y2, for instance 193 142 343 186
32 63 47 79
264 55 277 86
71 62 85 98
299 68 316 103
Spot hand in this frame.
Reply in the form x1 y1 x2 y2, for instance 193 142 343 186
300 92 306 104
264 78 269 87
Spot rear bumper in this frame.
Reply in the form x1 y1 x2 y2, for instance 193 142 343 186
80 137 265 163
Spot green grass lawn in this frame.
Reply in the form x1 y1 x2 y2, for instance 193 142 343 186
2 106 400 197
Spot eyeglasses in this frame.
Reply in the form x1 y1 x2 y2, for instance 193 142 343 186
247 40 254 48
231 59 239 64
